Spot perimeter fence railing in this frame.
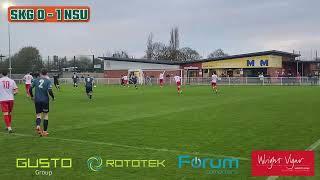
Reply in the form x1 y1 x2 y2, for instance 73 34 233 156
12 77 320 86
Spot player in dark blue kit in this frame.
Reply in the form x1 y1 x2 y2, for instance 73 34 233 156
29 69 55 137
53 73 60 90
72 73 79 87
85 74 94 99
130 74 138 89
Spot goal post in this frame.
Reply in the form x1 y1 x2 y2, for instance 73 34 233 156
139 69 184 85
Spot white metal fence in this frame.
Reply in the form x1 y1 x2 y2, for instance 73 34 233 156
184 77 319 86
13 77 320 86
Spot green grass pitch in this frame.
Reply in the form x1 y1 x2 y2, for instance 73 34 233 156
0 84 319 180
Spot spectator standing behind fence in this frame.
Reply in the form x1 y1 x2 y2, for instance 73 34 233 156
258 73 264 85
287 71 293 85
312 73 318 85
296 72 301 85
280 70 286 83
308 74 312 85
265 73 271 84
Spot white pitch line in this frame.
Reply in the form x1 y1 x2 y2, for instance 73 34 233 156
267 138 320 180
306 138 320 150
0 132 250 161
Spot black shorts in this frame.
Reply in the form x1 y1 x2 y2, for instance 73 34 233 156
54 81 59 85
86 86 93 93
35 101 49 114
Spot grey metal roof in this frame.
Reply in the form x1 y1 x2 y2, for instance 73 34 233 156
182 50 300 64
98 57 180 65
99 50 300 65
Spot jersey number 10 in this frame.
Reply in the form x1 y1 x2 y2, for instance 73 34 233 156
2 81 10 89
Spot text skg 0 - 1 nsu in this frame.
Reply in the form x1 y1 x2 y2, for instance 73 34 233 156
8 6 90 22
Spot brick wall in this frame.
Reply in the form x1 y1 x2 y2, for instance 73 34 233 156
143 70 181 78
104 70 128 78
104 70 181 78
267 68 282 77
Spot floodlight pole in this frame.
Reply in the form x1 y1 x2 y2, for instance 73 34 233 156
73 56 76 72
8 19 12 77
181 69 183 85
0 54 5 63
92 55 95 72
296 61 298 75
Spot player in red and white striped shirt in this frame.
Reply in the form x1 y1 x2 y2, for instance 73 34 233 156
123 75 129 87
159 71 165 88
23 72 33 97
173 74 182 94
211 72 218 94
0 71 18 133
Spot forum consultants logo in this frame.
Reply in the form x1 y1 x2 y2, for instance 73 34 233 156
87 155 166 172
178 155 239 175
87 156 103 172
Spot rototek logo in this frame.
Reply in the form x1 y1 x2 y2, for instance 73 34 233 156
87 155 166 172
87 156 103 172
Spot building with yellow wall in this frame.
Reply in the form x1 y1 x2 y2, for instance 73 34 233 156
181 50 301 77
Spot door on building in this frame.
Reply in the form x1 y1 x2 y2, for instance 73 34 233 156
227 70 233 77
187 70 198 77
187 70 198 84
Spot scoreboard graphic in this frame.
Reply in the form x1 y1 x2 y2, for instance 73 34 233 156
8 6 90 22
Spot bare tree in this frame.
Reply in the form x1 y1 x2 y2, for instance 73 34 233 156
112 51 130 58
179 47 201 61
152 42 169 60
169 27 179 50
145 33 154 59
143 27 200 62
169 27 180 61
208 49 229 58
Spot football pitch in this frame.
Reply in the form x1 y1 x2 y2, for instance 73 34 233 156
0 85 319 180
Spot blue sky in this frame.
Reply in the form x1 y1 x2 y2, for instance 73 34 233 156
0 0 319 59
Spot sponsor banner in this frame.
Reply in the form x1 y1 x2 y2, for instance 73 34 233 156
8 6 90 22
178 155 240 175
16 157 72 176
202 55 282 69
252 151 314 176
87 156 166 172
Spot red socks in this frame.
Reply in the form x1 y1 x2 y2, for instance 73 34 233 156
26 88 30 96
9 115 12 124
3 115 10 128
